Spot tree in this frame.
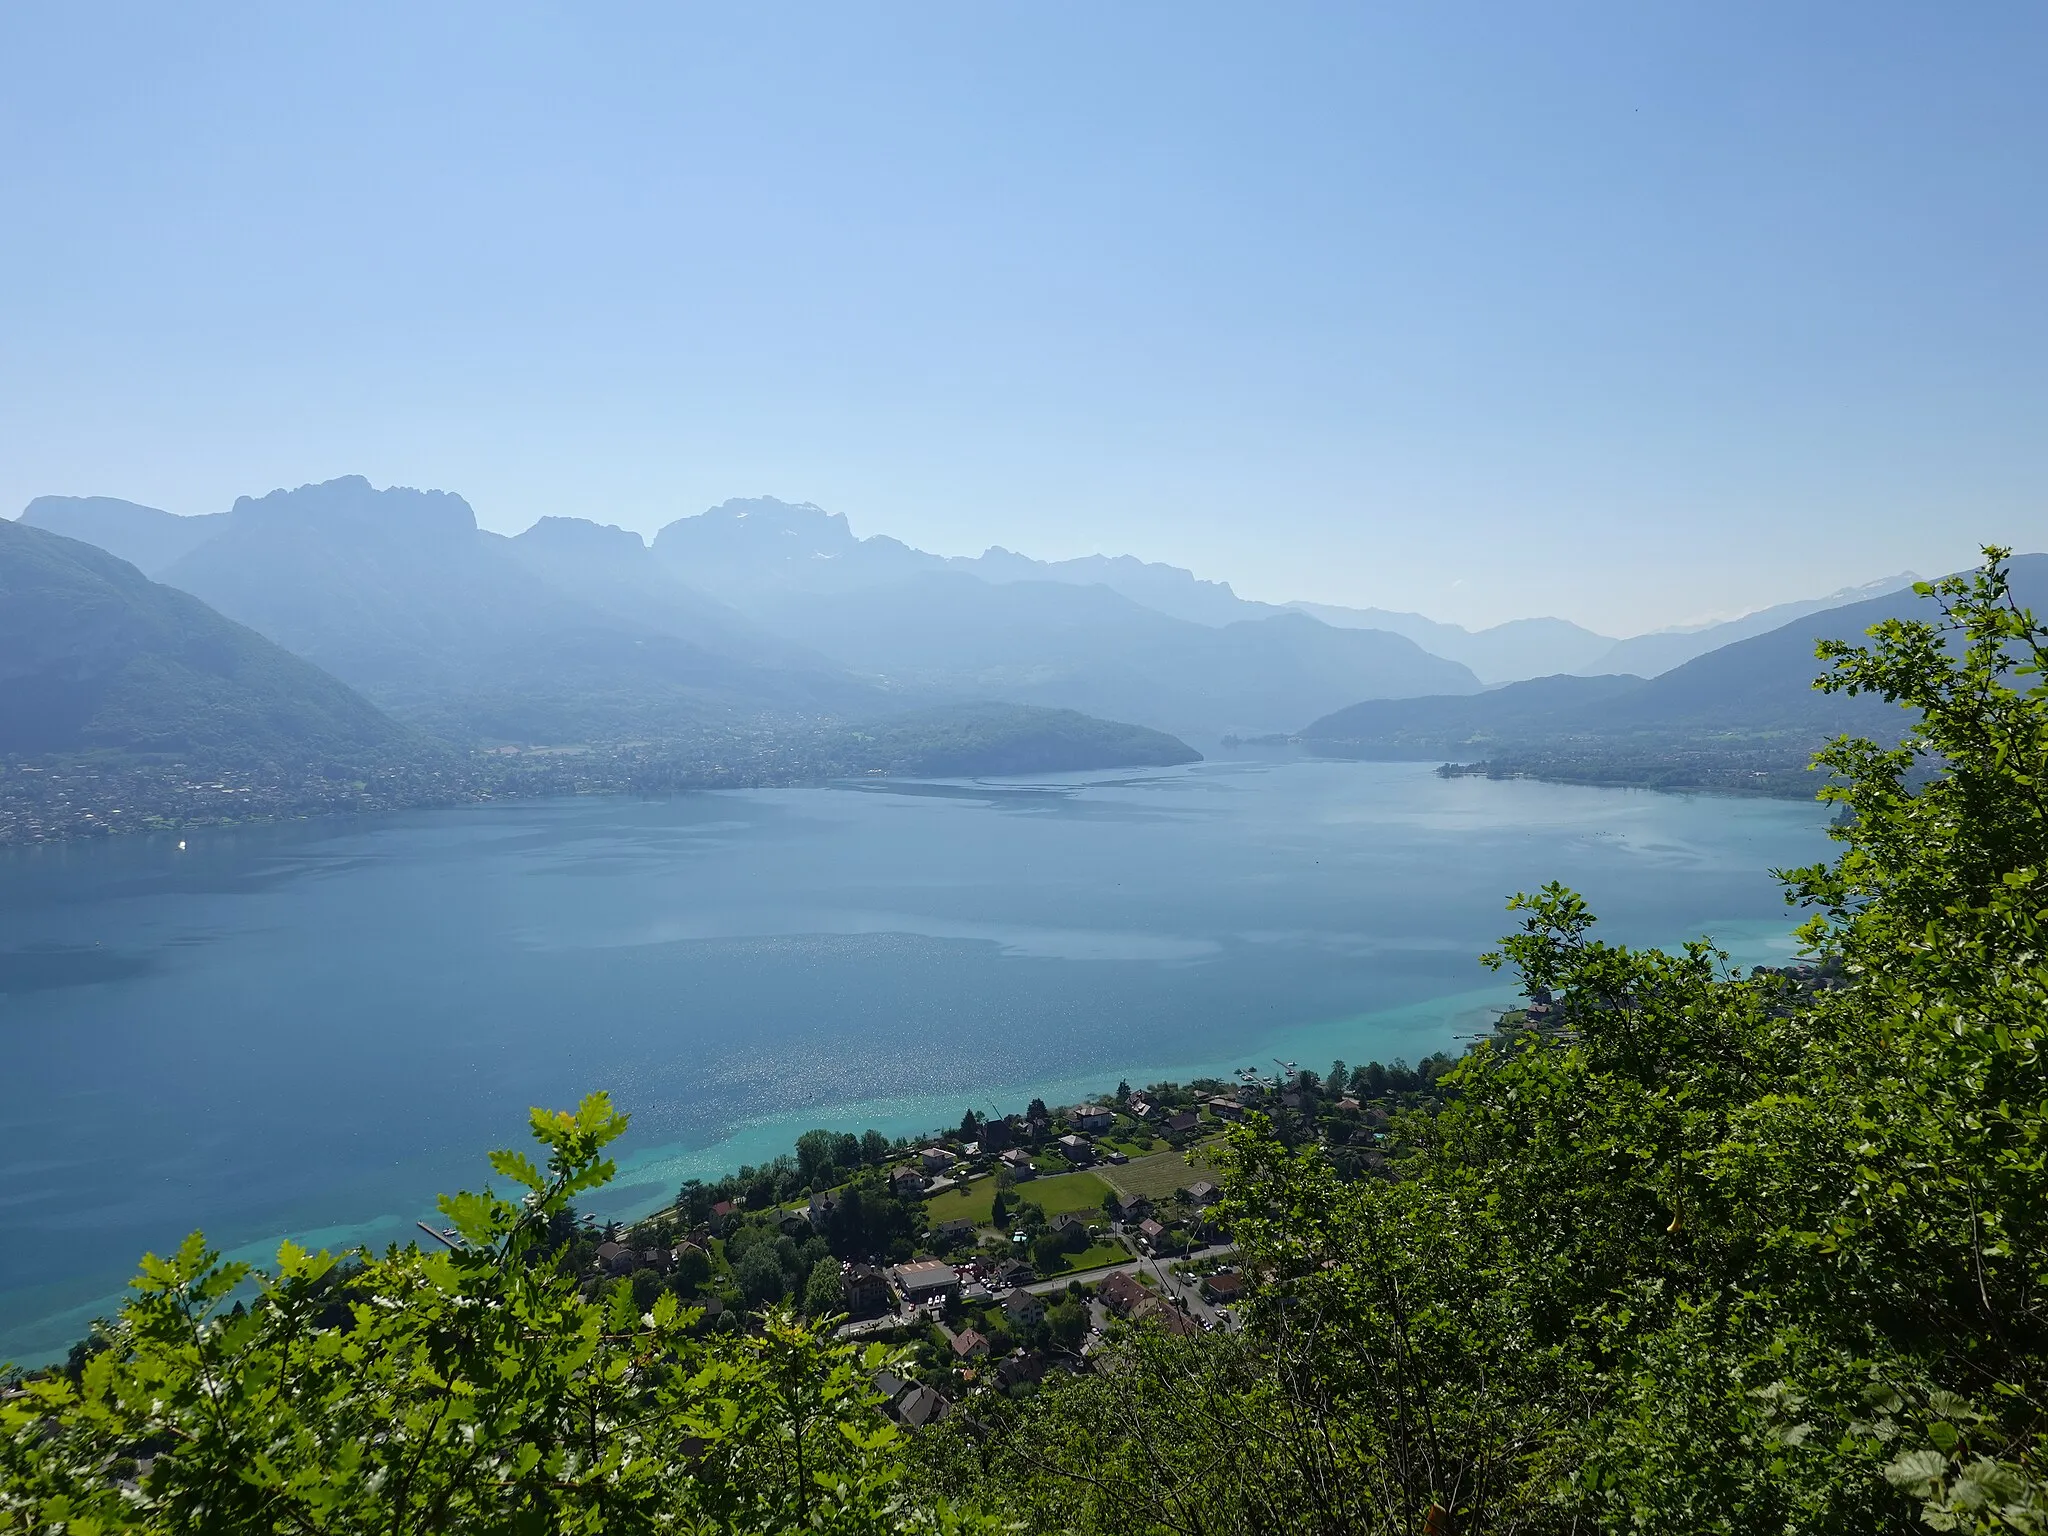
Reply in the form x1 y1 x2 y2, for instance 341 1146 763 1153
1 1093 997 1533
676 1178 714 1225
861 1128 891 1166
802 1258 844 1317
1046 1299 1089 1352
734 1240 786 1308
668 1243 711 1298
794 1127 838 1186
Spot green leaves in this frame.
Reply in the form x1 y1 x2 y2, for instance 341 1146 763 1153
3 1097 999 1536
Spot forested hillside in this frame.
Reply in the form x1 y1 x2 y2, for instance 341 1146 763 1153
9 552 2046 1533
0 518 414 764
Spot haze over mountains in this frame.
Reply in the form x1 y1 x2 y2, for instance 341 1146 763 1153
25 481 1481 741
0 517 413 765
15 475 1950 780
1297 560 2048 792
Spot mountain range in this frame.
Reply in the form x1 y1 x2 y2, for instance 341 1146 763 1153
12 476 1969 796
1296 561 2048 792
24 483 1481 741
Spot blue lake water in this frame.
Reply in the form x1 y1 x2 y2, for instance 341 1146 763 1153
0 755 1836 1362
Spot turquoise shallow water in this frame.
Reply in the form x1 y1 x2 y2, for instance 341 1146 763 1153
0 754 1835 1363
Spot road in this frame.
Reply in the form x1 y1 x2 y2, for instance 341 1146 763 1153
1025 1243 1238 1330
833 1243 1238 1342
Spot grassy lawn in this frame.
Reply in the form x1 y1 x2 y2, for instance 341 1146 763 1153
1099 1129 1168 1155
923 1176 997 1226
1044 1239 1129 1277
1020 1169 1116 1218
1102 1144 1228 1202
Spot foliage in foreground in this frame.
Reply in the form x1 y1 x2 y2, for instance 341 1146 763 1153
915 553 2048 1534
0 1095 991 1535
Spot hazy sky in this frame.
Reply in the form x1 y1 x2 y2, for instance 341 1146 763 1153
4 5 2044 634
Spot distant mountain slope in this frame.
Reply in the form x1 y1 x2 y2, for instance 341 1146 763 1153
1288 602 1617 682
0 517 409 760
831 702 1199 776
653 496 943 596
1297 560 2048 792
504 515 844 673
954 546 1283 628
154 478 883 742
1301 674 1648 755
20 496 227 577
735 569 1479 737
1580 575 1918 677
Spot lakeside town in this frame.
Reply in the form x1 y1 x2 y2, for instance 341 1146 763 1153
549 1055 1459 1431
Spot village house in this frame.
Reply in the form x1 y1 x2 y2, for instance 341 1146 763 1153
1134 1297 1202 1337
1181 1180 1220 1207
808 1189 839 1222
893 1259 962 1306
1070 1104 1114 1133
890 1168 928 1197
918 1146 954 1175
1164 1110 1200 1135
1204 1096 1245 1121
1096 1271 1148 1318
1002 1288 1047 1330
843 1262 890 1315
1135 1219 1180 1256
950 1328 990 1360
998 1147 1037 1179
1201 1271 1245 1305
996 1352 1045 1388
594 1240 635 1276
1127 1097 1156 1120
894 1382 949 1428
1055 1133 1095 1164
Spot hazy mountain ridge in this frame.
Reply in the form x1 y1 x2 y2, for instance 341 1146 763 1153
19 495 229 577
1297 562 2047 793
15 479 1945 756
1578 574 1918 677
146 478 889 741
1286 603 1618 681
2 486 1217 842
727 568 1479 738
0 517 415 762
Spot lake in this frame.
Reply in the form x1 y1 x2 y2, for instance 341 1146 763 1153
0 754 1836 1363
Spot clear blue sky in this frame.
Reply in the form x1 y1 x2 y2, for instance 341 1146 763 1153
3 4 2043 633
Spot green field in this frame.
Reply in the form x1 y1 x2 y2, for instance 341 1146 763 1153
922 1177 998 1226
1019 1169 1116 1218
1102 1145 1227 1201
1045 1239 1130 1276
